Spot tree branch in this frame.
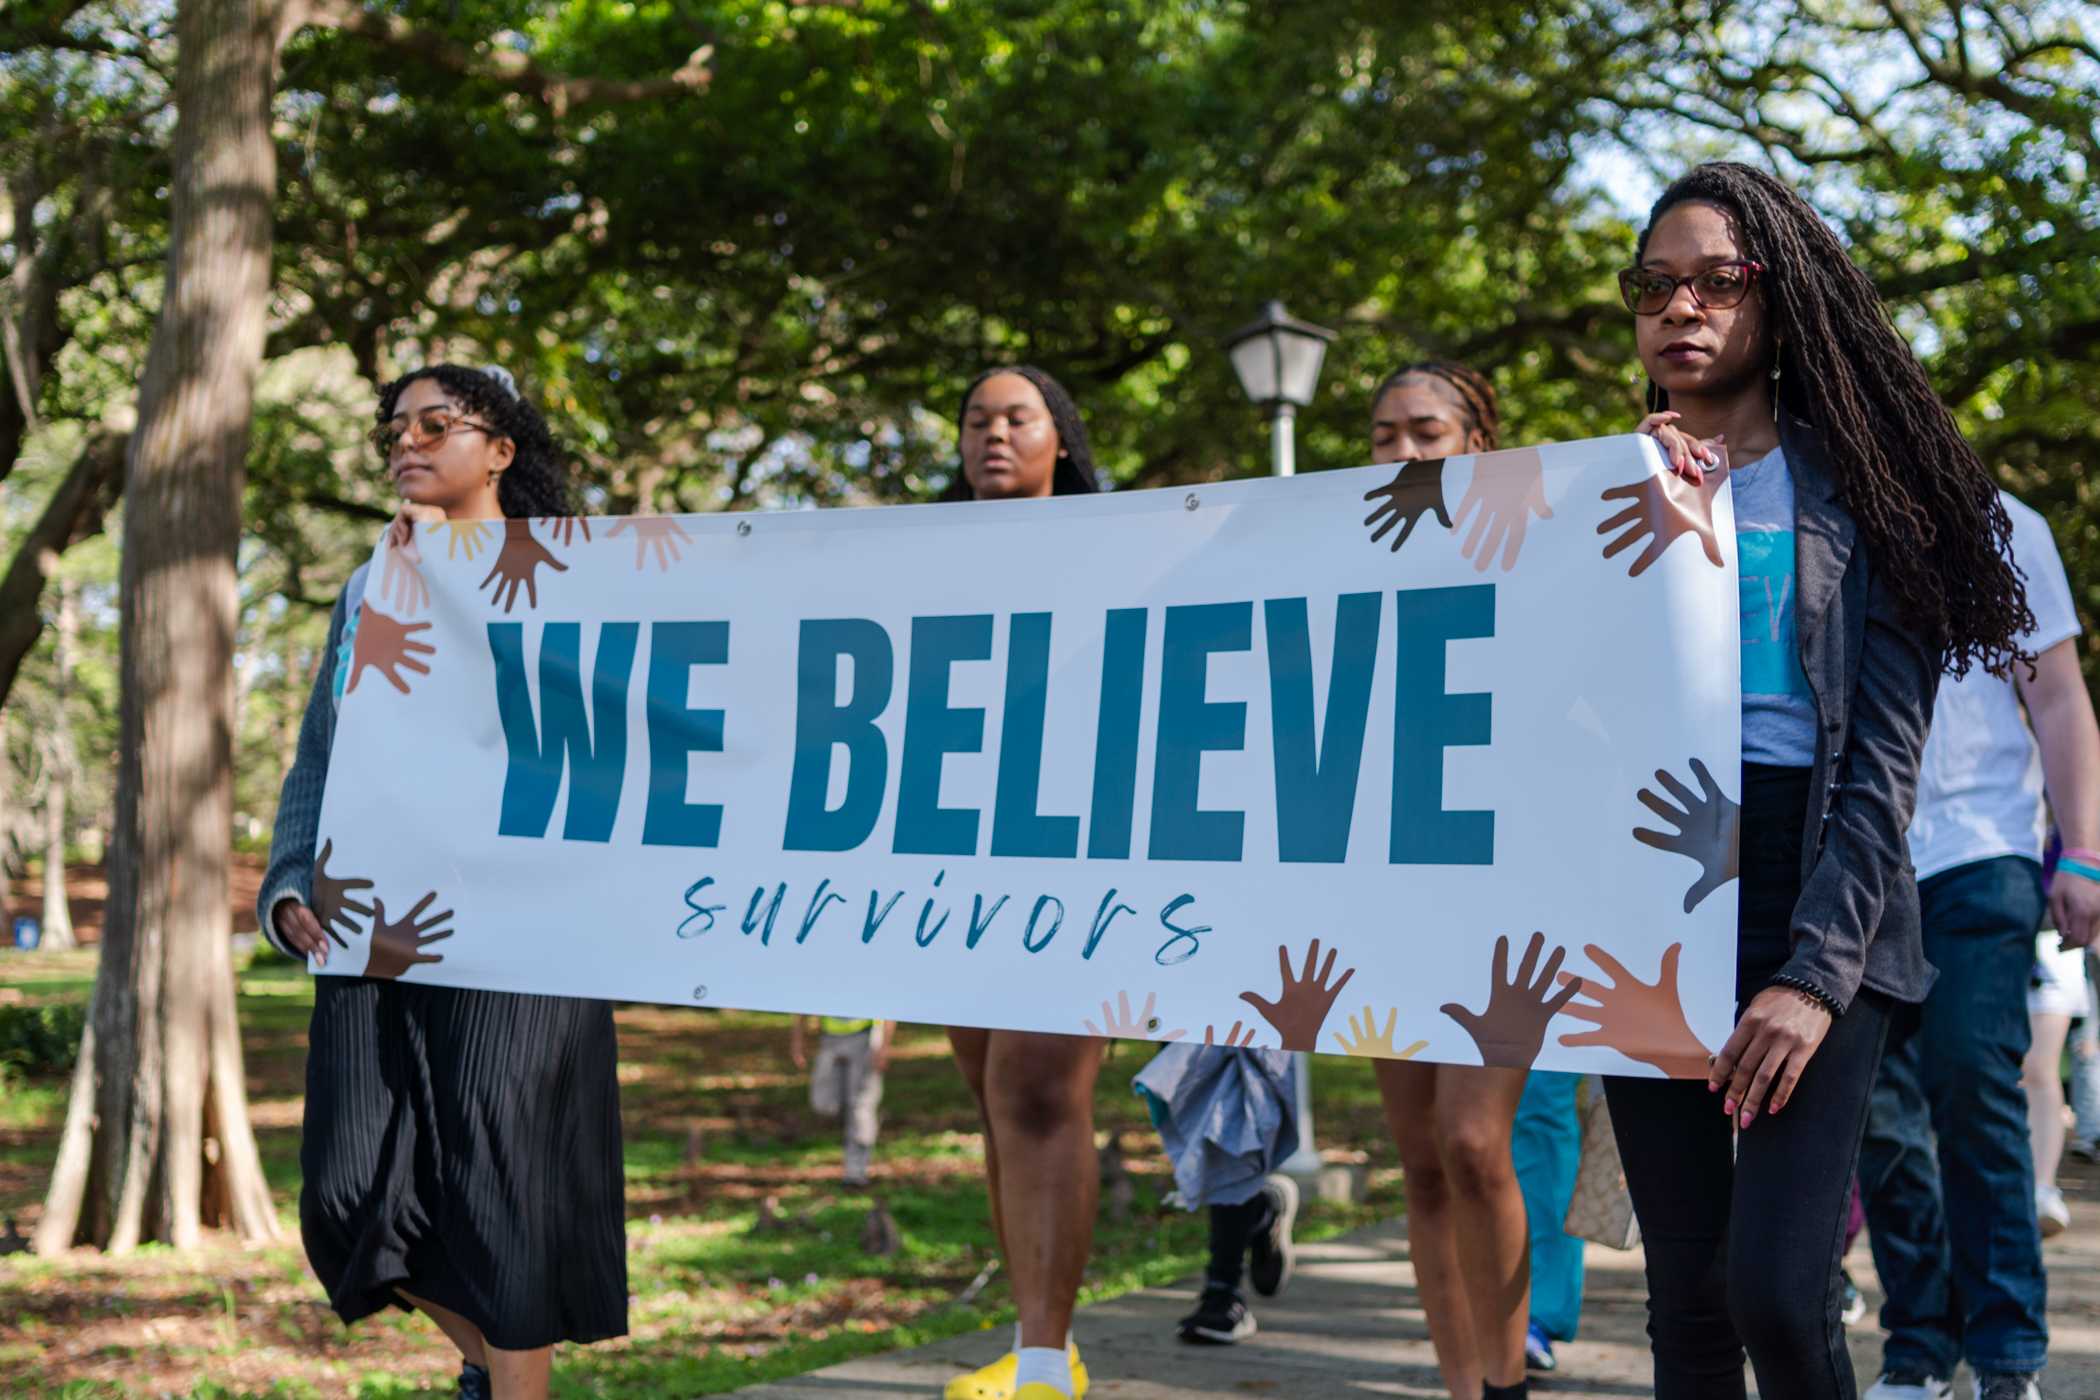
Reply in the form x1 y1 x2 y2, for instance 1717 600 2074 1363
0 427 126 710
298 0 713 115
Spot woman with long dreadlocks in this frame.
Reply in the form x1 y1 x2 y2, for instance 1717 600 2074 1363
1603 163 2029 1398
939 366 1103 1400
259 366 627 1400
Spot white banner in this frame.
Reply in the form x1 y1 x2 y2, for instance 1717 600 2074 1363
310 434 1743 1076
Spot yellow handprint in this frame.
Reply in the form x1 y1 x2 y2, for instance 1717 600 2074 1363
1332 1005 1429 1060
439 520 494 561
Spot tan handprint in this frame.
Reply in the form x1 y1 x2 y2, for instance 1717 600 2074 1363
1361 458 1452 553
1203 1021 1258 1048
1451 447 1552 573
480 517 568 613
1557 943 1712 1078
1441 932 1584 1069
1634 758 1742 914
347 607 435 695
438 520 493 561
310 838 375 948
1331 1005 1430 1060
1597 468 1726 577
362 892 454 980
544 515 592 549
1239 938 1357 1052
1083 990 1186 1041
380 542 430 616
608 515 693 572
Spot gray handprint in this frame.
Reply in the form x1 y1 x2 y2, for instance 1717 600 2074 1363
1633 758 1741 914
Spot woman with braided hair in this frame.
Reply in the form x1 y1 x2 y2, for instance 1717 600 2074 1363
1364 362 1549 1400
1603 162 2029 1399
259 365 627 1400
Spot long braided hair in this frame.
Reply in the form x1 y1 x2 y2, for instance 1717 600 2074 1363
941 364 1102 501
1639 163 2029 677
375 364 577 518
1371 361 1501 450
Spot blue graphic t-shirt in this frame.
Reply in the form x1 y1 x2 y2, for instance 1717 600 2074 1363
1732 448 1817 766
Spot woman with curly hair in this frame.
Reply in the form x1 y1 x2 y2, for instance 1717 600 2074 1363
1608 162 2029 1399
257 365 625 1400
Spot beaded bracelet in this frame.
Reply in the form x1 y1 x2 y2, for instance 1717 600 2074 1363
1769 975 1841 1017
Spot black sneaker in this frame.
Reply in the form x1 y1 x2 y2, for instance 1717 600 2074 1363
1247 1173 1298 1298
457 1362 492 1400
1976 1375 2042 1400
1177 1284 1256 1344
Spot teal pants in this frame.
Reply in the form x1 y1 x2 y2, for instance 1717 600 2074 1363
1513 1070 1584 1340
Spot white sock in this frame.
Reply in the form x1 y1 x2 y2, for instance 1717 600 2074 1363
1013 1346 1072 1396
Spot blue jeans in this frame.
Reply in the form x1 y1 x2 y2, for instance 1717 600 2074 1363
1513 1070 1585 1341
1858 855 2048 1377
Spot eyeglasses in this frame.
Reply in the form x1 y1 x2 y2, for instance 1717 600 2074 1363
369 408 495 460
1617 260 1765 316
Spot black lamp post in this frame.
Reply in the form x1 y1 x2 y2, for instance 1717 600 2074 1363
1223 299 1337 476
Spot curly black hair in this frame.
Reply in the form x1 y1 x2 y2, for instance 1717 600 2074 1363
375 364 576 518
1637 163 2030 677
1371 361 1501 450
940 364 1102 501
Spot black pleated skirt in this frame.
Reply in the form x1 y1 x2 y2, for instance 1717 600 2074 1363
299 976 628 1350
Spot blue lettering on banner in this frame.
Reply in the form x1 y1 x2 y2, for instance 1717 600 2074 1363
1149 602 1252 861
642 622 729 848
783 619 894 852
1390 586 1496 866
490 621 639 842
895 616 994 856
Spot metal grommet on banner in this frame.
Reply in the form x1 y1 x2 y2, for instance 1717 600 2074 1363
1146 1017 1161 1032
1184 493 1199 511
735 521 752 537
692 985 708 1001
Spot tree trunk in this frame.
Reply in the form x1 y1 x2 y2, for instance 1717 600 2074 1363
37 0 283 1254
40 580 78 951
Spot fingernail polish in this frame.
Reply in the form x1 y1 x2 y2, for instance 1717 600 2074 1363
1739 1110 1753 1129
1723 1098 1736 1115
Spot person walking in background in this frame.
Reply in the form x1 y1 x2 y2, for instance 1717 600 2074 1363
1601 161 2029 1400
1131 1042 1301 1346
260 366 629 1400
1510 1072 1584 1374
1859 487 2100 1400
791 1015 896 1189
2026 893 2086 1239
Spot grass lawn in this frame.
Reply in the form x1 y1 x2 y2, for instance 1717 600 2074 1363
1 941 1406 1398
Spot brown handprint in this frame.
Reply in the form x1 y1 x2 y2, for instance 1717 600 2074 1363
310 838 375 948
607 515 693 572
1441 932 1584 1069
1361 458 1451 553
480 517 568 613
543 515 592 549
1451 447 1553 573
380 541 430 616
1634 758 1742 914
1239 938 1357 1052
362 892 454 980
1597 468 1726 578
1203 1021 1258 1048
1557 943 1711 1078
347 606 435 695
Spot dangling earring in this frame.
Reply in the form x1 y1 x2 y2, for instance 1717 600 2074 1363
1769 350 1783 426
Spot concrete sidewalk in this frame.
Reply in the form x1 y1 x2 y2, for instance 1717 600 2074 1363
742 1155 2100 1397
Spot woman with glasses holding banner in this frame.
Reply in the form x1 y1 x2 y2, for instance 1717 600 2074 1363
1364 361 1553 1400
938 365 1104 1400
258 366 626 1400
1601 163 2028 1399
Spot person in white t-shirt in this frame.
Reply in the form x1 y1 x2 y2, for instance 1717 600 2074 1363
1859 492 2100 1400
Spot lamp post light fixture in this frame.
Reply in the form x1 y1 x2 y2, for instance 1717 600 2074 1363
1224 299 1339 1189
1224 299 1337 477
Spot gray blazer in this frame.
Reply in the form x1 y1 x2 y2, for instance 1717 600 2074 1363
1780 414 1936 1012
255 566 364 957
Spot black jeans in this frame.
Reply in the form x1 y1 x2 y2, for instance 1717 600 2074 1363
1605 763 1893 1400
